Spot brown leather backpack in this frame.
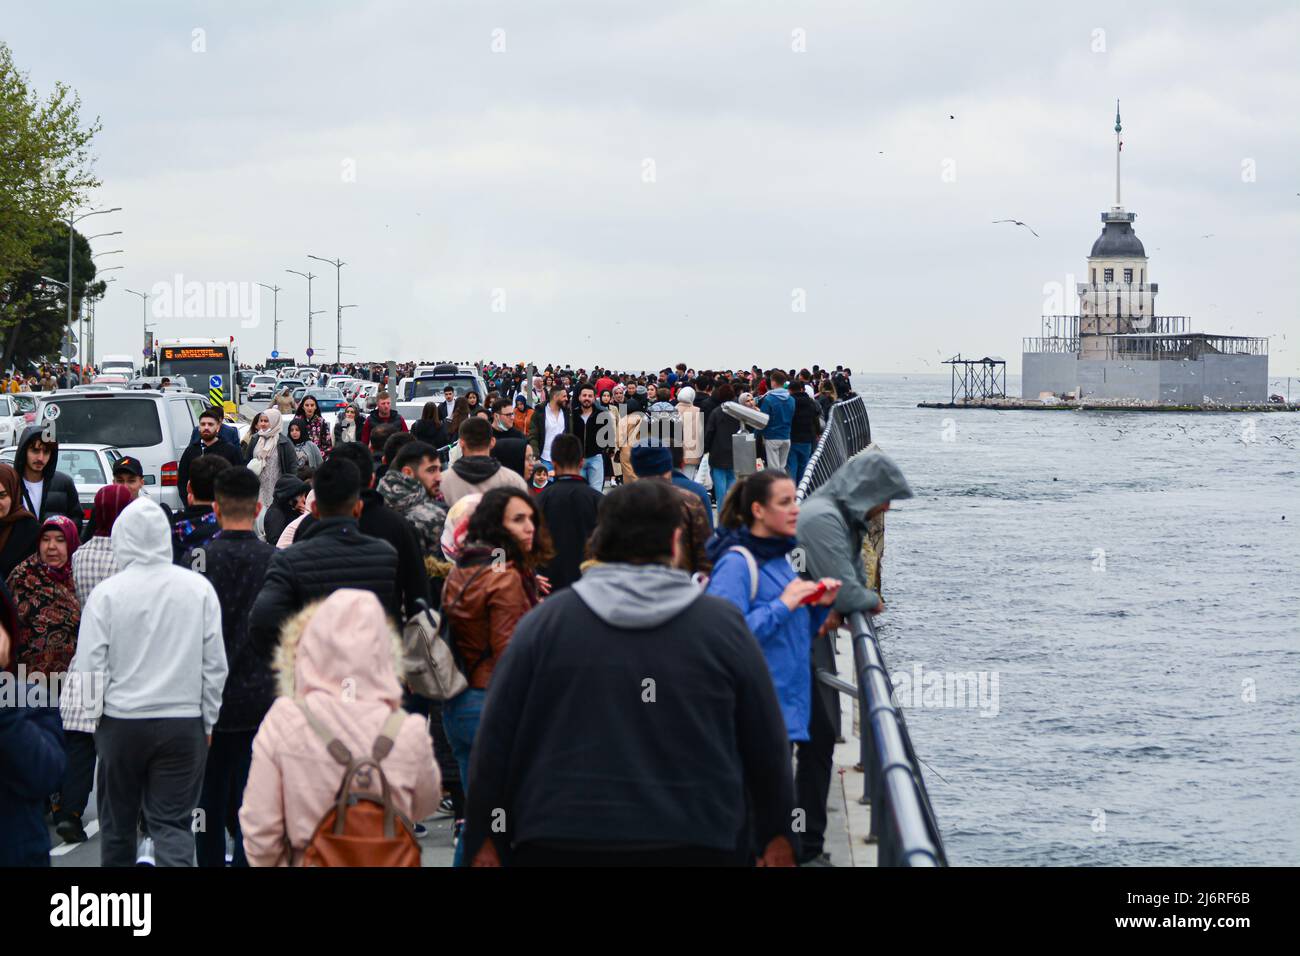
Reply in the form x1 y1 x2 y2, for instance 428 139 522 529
297 700 422 867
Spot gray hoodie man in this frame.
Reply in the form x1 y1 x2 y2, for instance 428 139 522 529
795 448 913 615
74 496 227 867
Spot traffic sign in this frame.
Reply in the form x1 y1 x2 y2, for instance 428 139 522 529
306 347 314 358
271 350 279 359
209 374 223 388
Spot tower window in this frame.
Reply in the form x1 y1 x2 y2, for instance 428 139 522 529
1123 268 1133 283
1104 268 1114 283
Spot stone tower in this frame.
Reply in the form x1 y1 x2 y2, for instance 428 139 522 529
1077 101 1158 358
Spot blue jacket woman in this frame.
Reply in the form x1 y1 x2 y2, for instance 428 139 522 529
705 471 840 741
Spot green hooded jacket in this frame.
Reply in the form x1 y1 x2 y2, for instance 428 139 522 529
795 448 913 614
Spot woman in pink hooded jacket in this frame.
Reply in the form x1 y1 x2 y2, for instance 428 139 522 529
239 589 440 866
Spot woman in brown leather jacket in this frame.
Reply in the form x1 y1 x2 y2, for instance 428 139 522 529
440 486 554 864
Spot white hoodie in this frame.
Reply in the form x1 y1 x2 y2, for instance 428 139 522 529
74 497 228 733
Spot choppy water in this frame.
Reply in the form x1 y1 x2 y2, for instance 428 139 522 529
850 373 1300 866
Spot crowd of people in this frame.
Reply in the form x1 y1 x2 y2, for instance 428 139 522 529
0 357 917 868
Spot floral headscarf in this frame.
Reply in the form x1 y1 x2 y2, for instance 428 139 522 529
5 515 82 677
39 515 81 582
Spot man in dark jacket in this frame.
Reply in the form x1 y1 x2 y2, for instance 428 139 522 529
14 425 82 536
462 480 796 867
182 466 276 867
488 398 528 478
248 457 402 658
359 392 408 446
177 407 243 504
537 435 602 592
171 454 230 562
329 442 428 622
569 383 612 490
0 581 67 867
788 388 824 485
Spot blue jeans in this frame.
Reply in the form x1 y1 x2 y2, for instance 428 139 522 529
712 467 736 511
581 454 604 490
788 442 813 484
441 688 487 867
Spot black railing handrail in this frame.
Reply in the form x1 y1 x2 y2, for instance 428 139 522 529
799 394 948 867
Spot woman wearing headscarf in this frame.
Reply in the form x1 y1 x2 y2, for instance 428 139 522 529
71 484 133 605
239 589 440 866
287 418 323 474
294 393 333 456
243 411 268 459
52 483 134 845
248 407 297 509
5 514 81 677
333 403 362 446
0 463 40 579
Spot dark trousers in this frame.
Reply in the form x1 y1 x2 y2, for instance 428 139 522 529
59 730 97 817
95 716 206 867
195 729 255 867
794 663 837 862
403 691 463 815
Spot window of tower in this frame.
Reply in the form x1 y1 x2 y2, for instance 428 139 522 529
1104 268 1114 283
1123 268 1133 283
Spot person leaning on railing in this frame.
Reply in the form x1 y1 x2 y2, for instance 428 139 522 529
792 448 914 865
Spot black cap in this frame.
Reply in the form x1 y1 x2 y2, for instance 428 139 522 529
113 456 144 477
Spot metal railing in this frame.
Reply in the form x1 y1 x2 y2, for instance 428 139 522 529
795 395 871 501
798 394 948 867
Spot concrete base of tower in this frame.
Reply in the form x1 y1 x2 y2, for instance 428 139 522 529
1022 352 1268 404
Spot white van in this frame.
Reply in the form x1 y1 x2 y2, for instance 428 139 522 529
35 389 223 510
99 354 137 377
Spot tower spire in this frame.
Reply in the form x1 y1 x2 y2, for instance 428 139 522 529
1114 99 1122 207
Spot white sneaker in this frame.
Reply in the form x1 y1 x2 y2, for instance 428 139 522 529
136 837 156 866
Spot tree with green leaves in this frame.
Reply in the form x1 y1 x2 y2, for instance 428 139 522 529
0 40 102 369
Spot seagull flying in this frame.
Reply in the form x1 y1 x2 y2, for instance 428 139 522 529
992 219 1039 237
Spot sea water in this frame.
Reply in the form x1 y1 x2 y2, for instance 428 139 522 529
853 373 1300 865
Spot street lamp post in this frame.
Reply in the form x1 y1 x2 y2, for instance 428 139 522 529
60 207 121 373
286 269 317 356
88 266 124 368
337 304 358 370
125 288 153 370
257 283 283 355
84 232 122 364
88 276 118 369
307 255 346 366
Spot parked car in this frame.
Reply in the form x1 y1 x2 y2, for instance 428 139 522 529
396 367 486 422
92 374 130 387
0 443 124 522
0 394 30 447
34 389 216 510
247 374 277 401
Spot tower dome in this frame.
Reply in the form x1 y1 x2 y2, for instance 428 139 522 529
1090 215 1146 257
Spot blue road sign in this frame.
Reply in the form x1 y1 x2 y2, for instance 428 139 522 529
209 374 223 388
271 350 279 359
306 348 315 358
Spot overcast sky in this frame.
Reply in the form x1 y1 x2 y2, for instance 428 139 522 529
4 0 1298 373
